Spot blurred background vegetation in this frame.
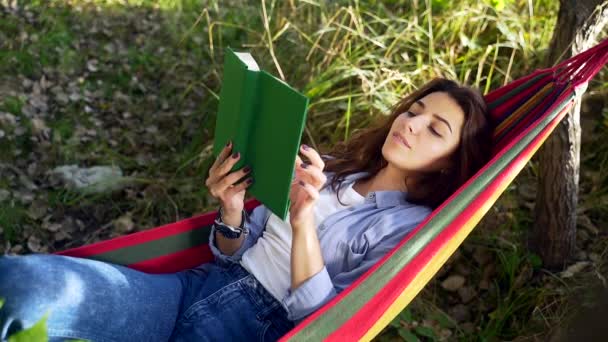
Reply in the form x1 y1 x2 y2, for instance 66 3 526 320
1 0 607 340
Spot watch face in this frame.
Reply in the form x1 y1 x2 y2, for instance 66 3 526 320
216 224 241 239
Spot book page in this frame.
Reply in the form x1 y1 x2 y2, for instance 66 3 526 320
234 52 260 71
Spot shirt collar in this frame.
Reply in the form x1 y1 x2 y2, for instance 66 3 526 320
332 171 411 208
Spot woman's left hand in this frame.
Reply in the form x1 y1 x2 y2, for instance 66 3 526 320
289 144 327 229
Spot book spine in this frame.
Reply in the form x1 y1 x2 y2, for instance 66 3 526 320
232 70 259 171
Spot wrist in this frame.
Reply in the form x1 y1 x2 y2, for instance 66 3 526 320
291 220 316 234
222 212 243 227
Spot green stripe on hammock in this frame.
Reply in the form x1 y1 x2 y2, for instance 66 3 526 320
88 226 211 265
288 90 574 339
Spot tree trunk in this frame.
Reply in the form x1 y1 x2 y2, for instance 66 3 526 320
531 0 608 270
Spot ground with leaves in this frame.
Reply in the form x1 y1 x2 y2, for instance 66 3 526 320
1 1 607 341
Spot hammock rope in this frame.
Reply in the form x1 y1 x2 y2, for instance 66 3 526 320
57 38 608 341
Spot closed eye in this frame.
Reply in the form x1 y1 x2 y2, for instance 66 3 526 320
429 126 442 137
407 111 442 137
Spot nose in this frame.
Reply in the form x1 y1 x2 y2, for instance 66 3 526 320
406 115 423 135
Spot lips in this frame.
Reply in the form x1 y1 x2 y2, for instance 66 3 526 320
392 132 411 149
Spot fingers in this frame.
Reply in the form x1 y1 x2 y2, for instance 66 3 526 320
210 141 233 174
208 148 241 185
296 180 319 203
206 140 254 199
224 177 254 198
214 166 252 194
300 144 325 170
296 161 327 188
295 145 326 189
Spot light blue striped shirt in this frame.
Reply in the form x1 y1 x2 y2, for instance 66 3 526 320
209 171 432 321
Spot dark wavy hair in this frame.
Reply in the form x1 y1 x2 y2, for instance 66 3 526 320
322 78 493 209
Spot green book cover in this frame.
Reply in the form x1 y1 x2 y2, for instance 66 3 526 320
213 47 309 220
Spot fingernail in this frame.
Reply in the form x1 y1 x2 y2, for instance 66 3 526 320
243 166 251 173
299 180 305 186
300 163 308 169
232 152 240 159
247 178 254 185
226 140 231 147
302 144 310 151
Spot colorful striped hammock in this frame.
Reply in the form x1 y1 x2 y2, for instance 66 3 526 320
58 38 608 341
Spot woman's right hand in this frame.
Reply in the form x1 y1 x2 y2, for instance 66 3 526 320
205 141 253 221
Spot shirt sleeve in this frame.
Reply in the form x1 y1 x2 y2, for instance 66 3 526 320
208 204 268 266
280 242 393 322
281 210 431 322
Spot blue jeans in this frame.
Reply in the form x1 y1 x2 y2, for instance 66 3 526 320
0 254 293 341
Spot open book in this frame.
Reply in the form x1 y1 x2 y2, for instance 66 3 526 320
212 47 309 220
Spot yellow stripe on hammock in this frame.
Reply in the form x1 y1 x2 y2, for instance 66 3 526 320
360 102 567 341
493 83 554 139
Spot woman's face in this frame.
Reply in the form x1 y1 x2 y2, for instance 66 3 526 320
382 91 465 174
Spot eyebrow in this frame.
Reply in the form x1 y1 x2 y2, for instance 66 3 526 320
415 99 453 134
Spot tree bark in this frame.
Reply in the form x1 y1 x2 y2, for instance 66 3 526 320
531 0 608 270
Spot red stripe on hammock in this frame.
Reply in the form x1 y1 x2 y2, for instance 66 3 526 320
484 69 543 104
491 73 552 121
127 244 214 274
282 91 573 340
323 97 574 341
493 84 564 154
57 199 261 259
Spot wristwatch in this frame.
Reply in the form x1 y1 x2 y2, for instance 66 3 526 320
214 207 248 239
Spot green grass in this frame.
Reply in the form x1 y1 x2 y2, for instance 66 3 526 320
0 203 29 243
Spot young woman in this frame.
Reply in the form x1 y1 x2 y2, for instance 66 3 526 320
0 78 492 341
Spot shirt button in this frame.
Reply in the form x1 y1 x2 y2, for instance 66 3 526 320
367 193 376 200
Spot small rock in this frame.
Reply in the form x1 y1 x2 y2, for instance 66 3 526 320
87 59 99 72
454 262 472 276
575 250 588 261
0 112 17 126
577 229 590 243
441 275 466 292
145 125 158 134
473 248 493 266
578 215 599 235
448 304 471 322
589 253 600 263
22 78 33 89
0 189 10 201
13 190 35 204
114 214 135 233
44 222 62 232
461 322 476 334
10 244 23 254
56 92 69 104
69 92 81 102
458 286 477 304
560 261 590 278
27 199 48 220
27 235 41 252
54 230 71 242
48 165 127 194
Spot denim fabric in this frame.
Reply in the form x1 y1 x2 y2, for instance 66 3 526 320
0 254 293 342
